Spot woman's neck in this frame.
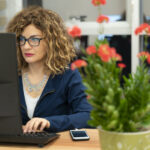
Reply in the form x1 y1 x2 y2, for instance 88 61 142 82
22 63 49 98
24 61 45 75
29 64 44 76
22 63 49 85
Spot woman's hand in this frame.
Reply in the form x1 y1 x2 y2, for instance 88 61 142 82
23 117 50 133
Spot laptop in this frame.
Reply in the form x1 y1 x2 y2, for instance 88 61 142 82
0 33 59 147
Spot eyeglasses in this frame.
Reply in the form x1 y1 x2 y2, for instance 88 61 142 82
18 36 44 47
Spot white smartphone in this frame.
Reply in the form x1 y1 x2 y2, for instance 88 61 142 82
70 129 90 141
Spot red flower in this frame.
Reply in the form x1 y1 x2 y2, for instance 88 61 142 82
135 23 150 35
97 44 111 62
86 46 97 55
137 51 149 58
135 28 142 35
118 63 126 68
137 51 150 64
100 0 106 4
68 26 81 38
97 45 122 62
146 26 150 34
115 54 122 61
110 48 122 61
96 15 109 23
71 59 87 70
91 0 106 6
147 55 150 64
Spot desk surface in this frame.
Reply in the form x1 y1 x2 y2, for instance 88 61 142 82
0 129 100 150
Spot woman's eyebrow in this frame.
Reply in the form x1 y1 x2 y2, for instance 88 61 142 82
20 35 43 38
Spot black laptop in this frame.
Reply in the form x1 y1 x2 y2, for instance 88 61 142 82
0 33 59 147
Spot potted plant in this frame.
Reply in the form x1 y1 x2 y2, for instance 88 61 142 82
69 0 150 150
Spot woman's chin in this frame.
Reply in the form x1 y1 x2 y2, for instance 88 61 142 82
24 58 36 64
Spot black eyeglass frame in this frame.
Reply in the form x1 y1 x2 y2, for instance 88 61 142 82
17 36 44 47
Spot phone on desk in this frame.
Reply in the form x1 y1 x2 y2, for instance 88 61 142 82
70 129 90 141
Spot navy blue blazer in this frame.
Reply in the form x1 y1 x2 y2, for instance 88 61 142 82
19 68 92 132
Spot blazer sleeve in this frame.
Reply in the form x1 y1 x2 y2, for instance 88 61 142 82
44 69 92 132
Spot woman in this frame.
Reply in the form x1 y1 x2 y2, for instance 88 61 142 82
6 6 92 133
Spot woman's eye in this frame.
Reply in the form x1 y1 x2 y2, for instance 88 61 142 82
31 38 39 42
19 37 25 41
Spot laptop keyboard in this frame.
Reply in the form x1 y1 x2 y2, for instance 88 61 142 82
22 131 54 138
0 131 59 147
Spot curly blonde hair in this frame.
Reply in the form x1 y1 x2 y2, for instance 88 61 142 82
6 6 76 76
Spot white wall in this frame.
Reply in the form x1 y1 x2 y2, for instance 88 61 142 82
6 0 22 23
143 0 150 16
43 0 126 21
0 0 22 32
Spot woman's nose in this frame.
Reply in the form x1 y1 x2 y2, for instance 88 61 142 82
23 41 32 49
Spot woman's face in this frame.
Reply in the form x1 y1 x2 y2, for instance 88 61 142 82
19 24 47 66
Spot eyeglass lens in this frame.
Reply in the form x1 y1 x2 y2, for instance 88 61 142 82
18 36 43 46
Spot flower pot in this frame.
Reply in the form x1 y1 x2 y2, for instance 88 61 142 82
98 127 150 150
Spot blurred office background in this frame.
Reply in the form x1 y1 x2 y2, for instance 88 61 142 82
0 0 149 75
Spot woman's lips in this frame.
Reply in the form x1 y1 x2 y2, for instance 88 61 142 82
24 53 34 57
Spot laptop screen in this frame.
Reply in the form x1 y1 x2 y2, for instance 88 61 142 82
0 33 22 135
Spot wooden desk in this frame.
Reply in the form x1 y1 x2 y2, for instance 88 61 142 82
0 129 100 150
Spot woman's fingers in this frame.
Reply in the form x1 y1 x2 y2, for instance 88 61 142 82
27 119 36 132
23 120 33 133
39 121 47 131
32 119 41 131
23 118 50 133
